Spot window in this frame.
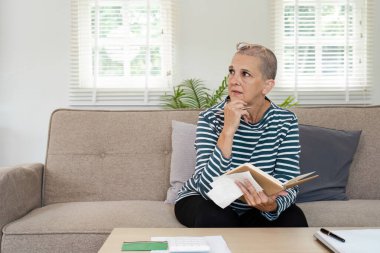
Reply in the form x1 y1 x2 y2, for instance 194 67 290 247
70 0 175 106
272 0 373 105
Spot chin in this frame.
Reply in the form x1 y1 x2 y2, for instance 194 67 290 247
229 92 244 101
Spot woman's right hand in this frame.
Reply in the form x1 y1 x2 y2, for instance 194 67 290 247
217 99 250 158
222 99 250 136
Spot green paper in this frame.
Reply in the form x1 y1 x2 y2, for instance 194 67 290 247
122 241 168 251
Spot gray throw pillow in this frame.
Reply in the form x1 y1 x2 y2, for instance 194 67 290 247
297 124 361 203
165 120 197 204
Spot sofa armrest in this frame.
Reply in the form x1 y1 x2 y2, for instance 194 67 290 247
0 163 43 231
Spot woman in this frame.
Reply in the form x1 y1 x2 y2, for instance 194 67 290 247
175 42 308 227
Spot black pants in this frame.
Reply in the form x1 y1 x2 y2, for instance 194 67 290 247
175 195 308 227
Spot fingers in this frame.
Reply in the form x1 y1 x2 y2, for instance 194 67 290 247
236 181 255 206
258 191 269 203
226 100 247 110
242 115 249 124
236 180 266 206
236 180 285 212
223 100 250 132
226 100 250 123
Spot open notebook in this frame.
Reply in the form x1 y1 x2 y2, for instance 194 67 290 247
225 163 318 196
314 229 380 253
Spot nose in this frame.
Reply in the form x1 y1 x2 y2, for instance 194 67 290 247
228 72 240 86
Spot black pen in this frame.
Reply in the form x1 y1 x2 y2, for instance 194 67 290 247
320 228 346 243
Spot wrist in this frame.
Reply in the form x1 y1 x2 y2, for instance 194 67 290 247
221 129 235 139
266 201 278 212
217 130 235 159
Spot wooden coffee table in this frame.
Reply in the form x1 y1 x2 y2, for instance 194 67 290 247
98 227 329 252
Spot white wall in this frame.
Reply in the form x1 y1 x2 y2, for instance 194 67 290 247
173 0 271 89
0 0 379 166
0 0 69 166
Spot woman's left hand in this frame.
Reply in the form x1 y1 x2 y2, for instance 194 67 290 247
235 179 288 212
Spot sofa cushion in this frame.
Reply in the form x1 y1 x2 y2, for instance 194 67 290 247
2 201 183 253
1 233 108 253
297 125 361 203
298 199 380 227
165 121 197 204
3 201 183 235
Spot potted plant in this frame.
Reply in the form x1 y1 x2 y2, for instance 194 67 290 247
161 77 297 109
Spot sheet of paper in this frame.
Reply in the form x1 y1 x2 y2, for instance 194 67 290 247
314 229 380 253
151 235 231 253
207 171 263 209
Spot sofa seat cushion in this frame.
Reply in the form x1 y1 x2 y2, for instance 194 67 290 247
1 201 183 253
298 199 380 227
3 200 183 235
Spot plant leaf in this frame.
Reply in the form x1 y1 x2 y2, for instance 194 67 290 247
279 95 298 109
180 79 209 109
206 76 228 107
161 86 188 109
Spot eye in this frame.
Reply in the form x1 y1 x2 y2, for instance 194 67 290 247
228 68 234 75
242 71 251 77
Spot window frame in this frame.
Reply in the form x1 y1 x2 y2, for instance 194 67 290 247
70 0 175 106
271 0 373 105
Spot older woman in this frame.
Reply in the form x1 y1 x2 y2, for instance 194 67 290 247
175 42 308 227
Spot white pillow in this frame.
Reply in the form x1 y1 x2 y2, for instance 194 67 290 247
165 120 197 204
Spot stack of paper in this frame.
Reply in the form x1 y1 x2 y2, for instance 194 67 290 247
151 235 231 253
314 229 380 253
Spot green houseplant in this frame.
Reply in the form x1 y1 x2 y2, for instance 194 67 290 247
161 77 297 109
161 78 228 109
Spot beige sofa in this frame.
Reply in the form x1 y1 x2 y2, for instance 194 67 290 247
1 107 379 253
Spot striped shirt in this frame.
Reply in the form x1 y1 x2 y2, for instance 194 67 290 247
176 97 301 221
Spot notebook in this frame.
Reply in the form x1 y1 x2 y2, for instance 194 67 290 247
314 229 380 253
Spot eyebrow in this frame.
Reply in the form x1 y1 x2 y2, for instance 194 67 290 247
228 65 255 76
240 68 254 76
229 66 254 75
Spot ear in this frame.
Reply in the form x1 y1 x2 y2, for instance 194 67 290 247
262 79 275 95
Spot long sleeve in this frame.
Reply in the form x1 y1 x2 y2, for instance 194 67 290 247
188 113 232 198
261 116 301 220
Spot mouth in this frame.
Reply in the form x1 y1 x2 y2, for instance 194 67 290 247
231 90 243 96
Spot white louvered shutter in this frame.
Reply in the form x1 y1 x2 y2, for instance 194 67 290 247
70 0 175 106
271 0 373 105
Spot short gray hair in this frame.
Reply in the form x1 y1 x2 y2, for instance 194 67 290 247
236 42 277 80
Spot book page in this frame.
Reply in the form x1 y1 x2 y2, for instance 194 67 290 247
207 171 262 208
228 163 319 193
227 163 284 195
227 163 283 185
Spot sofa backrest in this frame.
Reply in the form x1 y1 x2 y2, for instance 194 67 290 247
43 109 200 205
44 106 379 205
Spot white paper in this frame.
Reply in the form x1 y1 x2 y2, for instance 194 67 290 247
314 229 380 253
151 235 231 253
207 171 263 209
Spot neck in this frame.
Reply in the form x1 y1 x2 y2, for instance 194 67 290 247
247 98 270 124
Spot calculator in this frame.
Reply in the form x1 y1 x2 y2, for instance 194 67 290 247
168 236 211 253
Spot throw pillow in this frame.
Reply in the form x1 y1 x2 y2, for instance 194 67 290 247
165 120 197 204
297 124 361 203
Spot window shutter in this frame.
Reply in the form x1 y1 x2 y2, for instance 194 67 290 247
271 0 373 105
70 0 175 106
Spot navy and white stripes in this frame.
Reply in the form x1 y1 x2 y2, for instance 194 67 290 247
176 98 301 221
